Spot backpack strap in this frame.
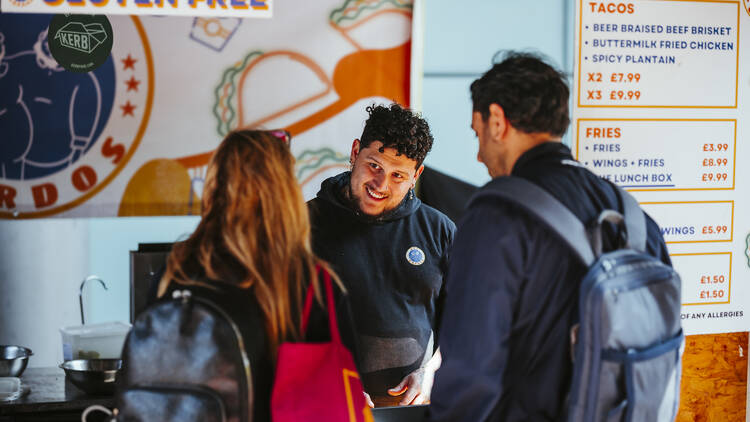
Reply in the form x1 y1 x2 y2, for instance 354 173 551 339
471 177 595 266
618 187 646 253
471 176 649 264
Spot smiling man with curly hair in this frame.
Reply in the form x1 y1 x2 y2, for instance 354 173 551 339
308 103 455 407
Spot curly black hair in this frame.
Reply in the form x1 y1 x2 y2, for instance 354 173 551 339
471 51 570 137
359 103 433 168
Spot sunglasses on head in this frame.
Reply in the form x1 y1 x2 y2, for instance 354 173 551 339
269 129 292 146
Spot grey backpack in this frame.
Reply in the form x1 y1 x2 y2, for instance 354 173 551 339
490 177 683 422
115 288 254 422
82 287 254 422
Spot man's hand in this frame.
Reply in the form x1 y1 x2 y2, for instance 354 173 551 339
387 349 442 405
364 392 374 408
387 367 426 405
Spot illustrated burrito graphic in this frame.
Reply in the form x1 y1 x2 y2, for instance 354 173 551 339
54 22 108 54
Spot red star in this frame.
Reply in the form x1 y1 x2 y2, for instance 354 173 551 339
120 101 136 117
125 76 141 92
121 54 137 70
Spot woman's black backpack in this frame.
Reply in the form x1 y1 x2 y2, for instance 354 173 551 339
114 289 254 422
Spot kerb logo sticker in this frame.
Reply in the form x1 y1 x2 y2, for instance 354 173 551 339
48 14 113 73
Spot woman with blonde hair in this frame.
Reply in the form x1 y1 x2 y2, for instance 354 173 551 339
155 129 358 421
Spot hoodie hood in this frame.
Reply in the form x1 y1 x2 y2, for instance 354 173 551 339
315 172 421 223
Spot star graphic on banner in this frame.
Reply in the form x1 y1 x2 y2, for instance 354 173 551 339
121 101 137 117
122 54 137 71
125 76 141 92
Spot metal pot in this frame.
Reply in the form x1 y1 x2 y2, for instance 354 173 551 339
0 345 33 377
59 358 121 396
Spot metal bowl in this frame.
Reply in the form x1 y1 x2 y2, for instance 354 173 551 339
60 359 121 395
0 345 33 377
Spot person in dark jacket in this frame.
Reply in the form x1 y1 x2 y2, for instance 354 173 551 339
309 104 455 407
428 52 672 421
156 130 357 422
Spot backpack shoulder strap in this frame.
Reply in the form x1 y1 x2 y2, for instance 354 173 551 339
617 187 647 253
470 176 595 266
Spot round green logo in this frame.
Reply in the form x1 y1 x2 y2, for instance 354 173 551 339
47 14 113 73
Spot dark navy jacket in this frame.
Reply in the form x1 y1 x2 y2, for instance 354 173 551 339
308 172 455 396
429 142 671 422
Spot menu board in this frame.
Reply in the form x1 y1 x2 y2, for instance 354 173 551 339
573 1 749 419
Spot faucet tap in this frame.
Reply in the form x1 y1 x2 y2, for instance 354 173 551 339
79 275 108 325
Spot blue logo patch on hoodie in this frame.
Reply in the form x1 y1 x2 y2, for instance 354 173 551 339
406 246 425 266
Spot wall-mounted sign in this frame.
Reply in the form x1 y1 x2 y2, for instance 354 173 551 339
0 0 271 18
572 1 749 420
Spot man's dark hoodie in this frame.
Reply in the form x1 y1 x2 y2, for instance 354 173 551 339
308 172 455 396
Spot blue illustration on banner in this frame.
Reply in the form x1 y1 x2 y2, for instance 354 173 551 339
189 17 241 52
0 14 115 181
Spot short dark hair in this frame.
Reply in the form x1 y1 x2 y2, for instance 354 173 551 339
360 103 433 168
471 51 570 137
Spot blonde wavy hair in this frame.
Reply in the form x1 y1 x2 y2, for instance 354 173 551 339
158 129 336 352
